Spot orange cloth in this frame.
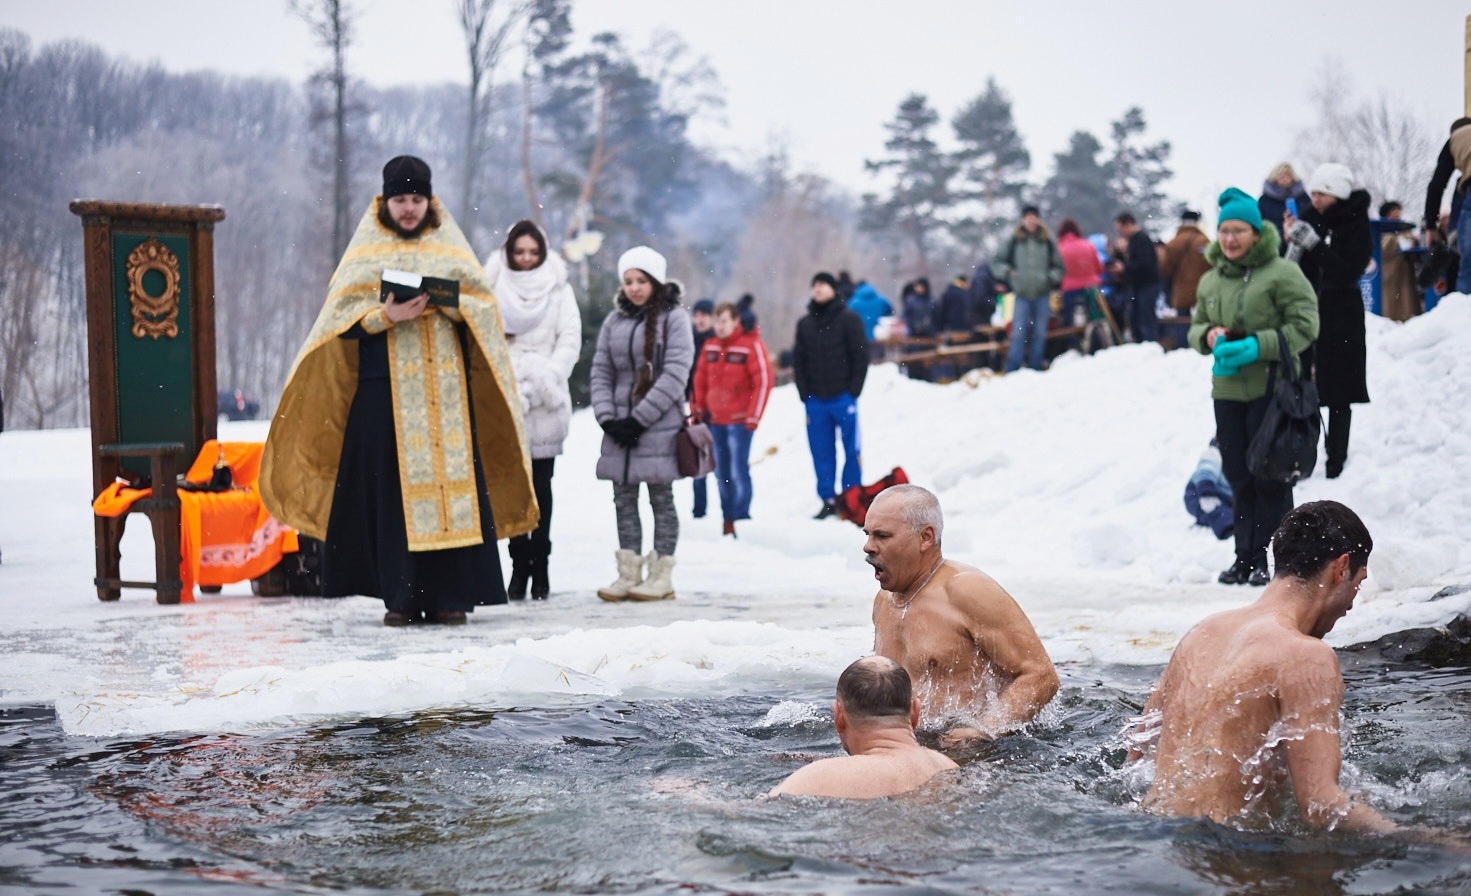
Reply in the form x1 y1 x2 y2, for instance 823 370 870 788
92 441 299 601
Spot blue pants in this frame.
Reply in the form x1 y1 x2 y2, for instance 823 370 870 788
709 423 755 521
691 475 707 518
805 393 862 501
1007 295 1050 372
1458 203 1471 295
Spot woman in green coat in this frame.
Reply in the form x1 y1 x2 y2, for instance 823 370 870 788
1188 188 1320 586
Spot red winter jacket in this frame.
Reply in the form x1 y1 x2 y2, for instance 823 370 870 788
1058 232 1104 291
692 325 774 427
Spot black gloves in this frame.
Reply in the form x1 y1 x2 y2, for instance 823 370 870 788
601 416 645 448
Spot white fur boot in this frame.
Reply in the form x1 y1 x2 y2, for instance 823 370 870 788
597 549 644 602
628 552 675 601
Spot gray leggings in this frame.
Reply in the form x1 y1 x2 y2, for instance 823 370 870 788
612 482 679 556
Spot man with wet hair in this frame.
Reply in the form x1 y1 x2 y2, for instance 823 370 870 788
769 656 957 799
1130 500 1394 833
867 485 1059 748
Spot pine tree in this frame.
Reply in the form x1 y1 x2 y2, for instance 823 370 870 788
1107 106 1173 228
1038 130 1115 236
951 77 1030 252
861 92 959 273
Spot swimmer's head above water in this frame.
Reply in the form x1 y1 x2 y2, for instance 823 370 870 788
768 656 958 799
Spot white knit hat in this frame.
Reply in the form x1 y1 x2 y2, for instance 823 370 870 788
617 245 667 284
1305 163 1354 200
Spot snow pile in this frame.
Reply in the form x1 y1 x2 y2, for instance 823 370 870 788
2 296 1469 736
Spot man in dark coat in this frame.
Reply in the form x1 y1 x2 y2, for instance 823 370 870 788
1109 211 1162 343
967 262 1002 327
1284 163 1372 479
793 272 870 519
937 275 972 333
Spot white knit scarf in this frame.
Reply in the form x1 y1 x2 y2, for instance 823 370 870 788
488 250 566 335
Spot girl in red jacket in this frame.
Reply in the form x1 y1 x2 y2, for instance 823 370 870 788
691 303 774 536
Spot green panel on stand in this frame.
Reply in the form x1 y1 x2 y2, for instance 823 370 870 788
111 231 196 477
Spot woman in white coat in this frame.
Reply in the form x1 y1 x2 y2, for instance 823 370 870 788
485 220 582 599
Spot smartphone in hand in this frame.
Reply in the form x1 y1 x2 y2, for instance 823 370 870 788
1285 198 1298 217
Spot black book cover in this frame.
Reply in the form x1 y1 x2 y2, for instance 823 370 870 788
381 269 460 308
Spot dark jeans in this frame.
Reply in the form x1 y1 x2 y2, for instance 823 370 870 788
1061 288 1092 350
1215 397 1292 565
710 422 755 521
691 475 707 517
1131 283 1161 343
1006 295 1051 372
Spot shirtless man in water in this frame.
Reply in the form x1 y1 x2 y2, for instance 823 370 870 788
1129 500 1394 833
769 656 958 799
867 485 1059 747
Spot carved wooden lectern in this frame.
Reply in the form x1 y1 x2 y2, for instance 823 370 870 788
70 201 226 604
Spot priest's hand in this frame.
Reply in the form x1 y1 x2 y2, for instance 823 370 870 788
384 292 430 323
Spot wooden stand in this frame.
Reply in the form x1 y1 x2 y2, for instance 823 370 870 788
70 201 226 604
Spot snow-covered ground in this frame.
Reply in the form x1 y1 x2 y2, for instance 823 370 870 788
3 296 1469 737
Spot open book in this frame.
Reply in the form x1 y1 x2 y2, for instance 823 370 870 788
381 269 460 309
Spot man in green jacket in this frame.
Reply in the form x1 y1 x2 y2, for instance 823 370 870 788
1188 187 1319 585
993 205 1064 373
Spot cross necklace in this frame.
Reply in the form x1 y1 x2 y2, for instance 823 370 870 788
891 556 946 619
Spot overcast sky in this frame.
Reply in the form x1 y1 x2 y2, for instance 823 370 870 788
4 0 1465 221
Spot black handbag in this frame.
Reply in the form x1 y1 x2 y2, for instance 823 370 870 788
1247 329 1320 485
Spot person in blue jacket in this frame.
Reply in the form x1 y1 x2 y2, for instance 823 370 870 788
847 280 893 340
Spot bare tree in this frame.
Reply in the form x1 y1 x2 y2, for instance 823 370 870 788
1292 60 1437 210
455 0 530 233
291 0 356 258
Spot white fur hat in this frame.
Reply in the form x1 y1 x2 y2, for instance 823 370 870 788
617 245 667 284
1306 163 1354 200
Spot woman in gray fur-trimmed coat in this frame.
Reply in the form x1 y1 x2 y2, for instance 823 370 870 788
590 245 694 601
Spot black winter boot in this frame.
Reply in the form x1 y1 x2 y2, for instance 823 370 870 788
1247 558 1271 587
1218 557 1253 585
531 542 550 600
507 537 532 601
1325 407 1351 479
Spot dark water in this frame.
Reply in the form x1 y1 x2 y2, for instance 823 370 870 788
3 663 1470 895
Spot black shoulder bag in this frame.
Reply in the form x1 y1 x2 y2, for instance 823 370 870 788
1246 329 1321 485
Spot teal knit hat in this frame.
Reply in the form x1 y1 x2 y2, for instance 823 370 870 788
1217 187 1262 231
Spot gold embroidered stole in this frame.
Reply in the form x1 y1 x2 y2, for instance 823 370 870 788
387 313 481 548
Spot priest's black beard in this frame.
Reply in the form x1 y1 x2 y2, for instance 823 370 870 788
377 201 440 238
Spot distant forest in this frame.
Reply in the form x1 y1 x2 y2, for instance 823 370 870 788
0 2 1433 430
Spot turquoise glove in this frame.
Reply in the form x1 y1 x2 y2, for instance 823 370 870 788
1212 356 1240 377
1215 336 1259 366
1211 335 1259 377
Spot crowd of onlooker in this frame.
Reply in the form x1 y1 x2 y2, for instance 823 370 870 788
813 142 1464 388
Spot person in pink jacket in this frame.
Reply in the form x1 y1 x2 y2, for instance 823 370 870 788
1056 218 1104 350
691 302 774 537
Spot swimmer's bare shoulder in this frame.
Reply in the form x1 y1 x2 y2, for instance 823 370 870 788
768 751 959 800
943 563 1021 618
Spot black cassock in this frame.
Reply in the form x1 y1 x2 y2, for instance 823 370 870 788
321 328 507 613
